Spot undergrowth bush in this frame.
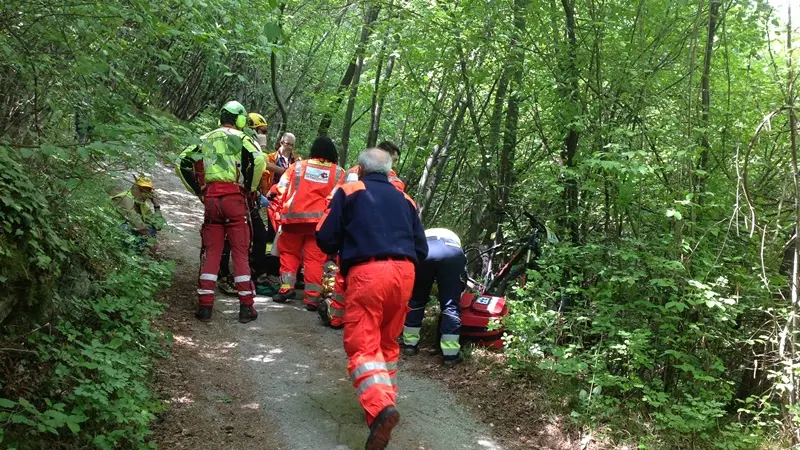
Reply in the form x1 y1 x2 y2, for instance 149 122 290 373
503 236 787 449
0 147 174 449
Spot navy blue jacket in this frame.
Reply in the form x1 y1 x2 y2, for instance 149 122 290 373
316 173 428 275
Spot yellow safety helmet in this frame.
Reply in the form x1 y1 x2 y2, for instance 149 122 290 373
247 113 267 129
135 175 154 189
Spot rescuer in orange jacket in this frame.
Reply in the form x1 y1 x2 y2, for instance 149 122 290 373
316 148 428 450
270 136 345 310
319 141 406 329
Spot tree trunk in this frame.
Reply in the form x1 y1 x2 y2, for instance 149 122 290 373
270 4 288 136
340 2 381 166
317 59 357 137
367 48 396 147
694 0 721 202
560 0 581 243
419 99 467 222
499 0 528 210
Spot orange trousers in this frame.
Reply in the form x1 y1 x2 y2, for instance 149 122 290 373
278 223 325 306
343 260 415 426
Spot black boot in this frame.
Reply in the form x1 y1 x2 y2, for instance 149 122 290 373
318 298 332 326
365 406 400 450
195 306 212 322
304 296 319 312
239 304 258 323
443 354 463 367
272 289 296 303
401 344 419 356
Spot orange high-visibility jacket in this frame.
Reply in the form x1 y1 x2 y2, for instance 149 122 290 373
344 165 406 192
275 158 345 225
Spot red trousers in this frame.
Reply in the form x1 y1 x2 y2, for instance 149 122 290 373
197 194 255 307
343 260 415 426
278 223 325 305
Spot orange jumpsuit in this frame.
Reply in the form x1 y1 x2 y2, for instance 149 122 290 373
325 166 407 327
316 174 428 428
274 158 345 308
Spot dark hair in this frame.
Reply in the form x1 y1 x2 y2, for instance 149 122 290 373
310 136 338 164
377 140 400 156
220 109 237 126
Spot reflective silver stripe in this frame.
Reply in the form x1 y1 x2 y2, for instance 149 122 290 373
200 273 218 281
234 275 251 283
238 291 253 296
345 172 359 183
355 375 394 396
332 293 345 302
304 283 323 292
280 273 296 285
282 211 325 220
386 360 398 372
441 334 461 356
404 326 422 334
197 289 215 295
331 307 345 317
351 361 388 381
409 306 425 311
389 176 401 183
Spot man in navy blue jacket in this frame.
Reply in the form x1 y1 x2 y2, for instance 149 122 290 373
316 148 427 450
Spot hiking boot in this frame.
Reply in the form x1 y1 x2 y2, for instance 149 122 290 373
401 345 419 357
443 354 464 367
239 304 258 323
195 306 212 322
218 277 238 296
304 297 319 312
272 289 296 303
318 298 332 326
365 406 400 450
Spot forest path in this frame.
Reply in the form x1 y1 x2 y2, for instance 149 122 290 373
149 163 503 450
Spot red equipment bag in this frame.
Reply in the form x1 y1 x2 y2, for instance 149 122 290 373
459 291 508 349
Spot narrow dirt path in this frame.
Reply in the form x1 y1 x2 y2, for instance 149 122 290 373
150 164 503 450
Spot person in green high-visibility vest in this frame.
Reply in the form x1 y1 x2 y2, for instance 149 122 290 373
110 175 164 248
176 101 266 324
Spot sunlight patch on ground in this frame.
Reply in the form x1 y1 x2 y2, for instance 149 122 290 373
169 395 194 404
476 438 502 449
247 354 277 363
173 335 198 347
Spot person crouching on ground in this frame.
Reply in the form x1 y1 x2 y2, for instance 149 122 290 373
316 148 428 450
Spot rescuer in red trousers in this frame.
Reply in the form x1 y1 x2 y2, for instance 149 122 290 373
316 148 428 450
176 101 266 323
270 136 345 310
320 141 406 329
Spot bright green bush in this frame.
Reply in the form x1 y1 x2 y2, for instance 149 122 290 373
0 147 174 449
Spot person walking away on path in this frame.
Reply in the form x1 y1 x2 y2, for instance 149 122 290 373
270 136 344 311
216 112 273 294
316 148 428 450
176 100 266 323
320 141 406 329
401 228 467 366
110 174 165 250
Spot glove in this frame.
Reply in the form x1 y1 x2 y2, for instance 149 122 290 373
259 194 270 207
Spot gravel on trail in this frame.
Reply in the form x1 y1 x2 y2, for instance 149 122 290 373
150 164 503 450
